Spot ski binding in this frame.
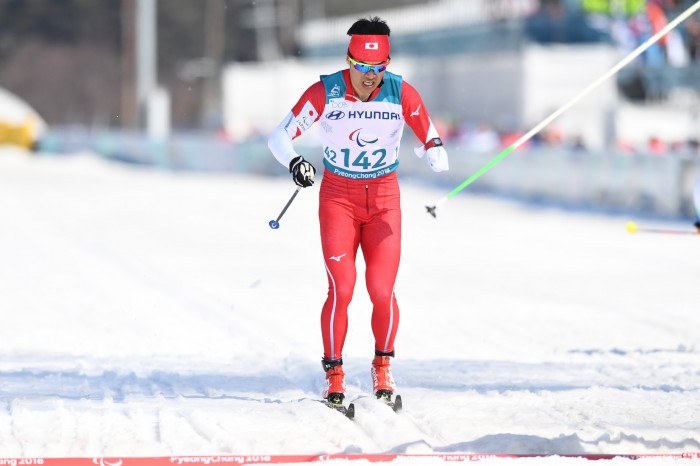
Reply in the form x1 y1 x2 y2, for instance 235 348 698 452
325 394 355 419
376 389 402 412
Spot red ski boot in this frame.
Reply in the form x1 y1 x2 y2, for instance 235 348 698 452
322 365 346 401
371 355 402 411
322 359 354 418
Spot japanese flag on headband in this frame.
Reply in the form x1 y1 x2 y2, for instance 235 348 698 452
348 34 390 62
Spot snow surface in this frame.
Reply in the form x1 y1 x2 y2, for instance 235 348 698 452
0 148 699 464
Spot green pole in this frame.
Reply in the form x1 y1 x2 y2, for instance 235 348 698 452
426 0 700 218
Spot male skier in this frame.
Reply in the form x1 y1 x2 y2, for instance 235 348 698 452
268 16 449 410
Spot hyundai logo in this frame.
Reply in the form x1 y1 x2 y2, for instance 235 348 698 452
325 110 345 120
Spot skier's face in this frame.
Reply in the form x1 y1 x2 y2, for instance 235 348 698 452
347 55 389 101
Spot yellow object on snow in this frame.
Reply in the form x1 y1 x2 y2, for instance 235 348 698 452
0 87 46 150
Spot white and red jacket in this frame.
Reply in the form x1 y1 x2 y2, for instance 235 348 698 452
269 69 443 179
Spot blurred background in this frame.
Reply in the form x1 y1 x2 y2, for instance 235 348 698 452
1 0 699 219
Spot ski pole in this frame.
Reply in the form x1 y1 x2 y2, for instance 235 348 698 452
426 0 700 218
269 186 302 229
625 221 699 236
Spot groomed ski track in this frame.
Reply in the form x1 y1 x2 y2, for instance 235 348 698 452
0 150 699 463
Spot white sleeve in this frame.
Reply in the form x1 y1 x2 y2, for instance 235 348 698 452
268 112 300 169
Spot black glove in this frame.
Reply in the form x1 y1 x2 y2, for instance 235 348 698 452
289 155 316 187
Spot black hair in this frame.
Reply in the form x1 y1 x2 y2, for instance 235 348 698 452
346 16 390 36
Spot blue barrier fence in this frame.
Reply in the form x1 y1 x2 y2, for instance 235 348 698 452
37 128 700 221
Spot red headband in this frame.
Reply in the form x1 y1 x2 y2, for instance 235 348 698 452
348 34 390 63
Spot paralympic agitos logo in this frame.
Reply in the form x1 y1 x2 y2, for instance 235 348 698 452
349 128 378 147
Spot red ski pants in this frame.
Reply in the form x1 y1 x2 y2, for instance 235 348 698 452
318 170 401 361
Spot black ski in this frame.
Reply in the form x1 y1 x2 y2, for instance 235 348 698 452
376 390 402 412
324 394 355 419
325 399 355 418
